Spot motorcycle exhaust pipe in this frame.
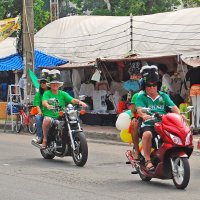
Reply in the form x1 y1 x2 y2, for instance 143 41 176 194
31 140 42 149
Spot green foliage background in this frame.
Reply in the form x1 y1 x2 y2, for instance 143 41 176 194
0 0 200 32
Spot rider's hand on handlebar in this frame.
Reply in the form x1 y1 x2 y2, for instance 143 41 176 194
79 101 88 108
47 105 54 110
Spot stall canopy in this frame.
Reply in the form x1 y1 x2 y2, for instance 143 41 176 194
0 37 67 71
35 7 200 67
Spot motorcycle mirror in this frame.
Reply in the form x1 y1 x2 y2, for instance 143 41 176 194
79 95 86 101
187 106 194 112
142 107 151 113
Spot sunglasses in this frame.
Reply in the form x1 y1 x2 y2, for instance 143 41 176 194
40 81 47 84
146 83 157 87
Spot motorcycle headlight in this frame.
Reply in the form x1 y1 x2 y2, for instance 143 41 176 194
68 110 78 120
169 133 182 145
185 131 192 145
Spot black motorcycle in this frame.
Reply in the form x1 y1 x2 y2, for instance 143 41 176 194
32 98 88 167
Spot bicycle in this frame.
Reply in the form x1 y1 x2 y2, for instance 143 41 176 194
14 103 37 134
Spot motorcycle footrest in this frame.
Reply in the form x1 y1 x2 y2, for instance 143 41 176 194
131 171 138 174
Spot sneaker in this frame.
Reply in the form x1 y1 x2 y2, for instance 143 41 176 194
32 137 42 144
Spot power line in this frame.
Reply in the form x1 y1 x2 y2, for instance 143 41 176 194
35 28 130 44
133 19 200 26
132 32 200 41
132 39 200 47
36 35 129 49
43 40 130 55
132 26 200 34
35 21 130 40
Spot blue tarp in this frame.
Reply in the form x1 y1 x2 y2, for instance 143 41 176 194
0 50 67 71
0 53 23 71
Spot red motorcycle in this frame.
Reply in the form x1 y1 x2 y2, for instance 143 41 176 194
126 106 194 189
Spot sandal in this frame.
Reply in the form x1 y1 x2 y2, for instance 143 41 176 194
132 150 140 161
145 160 155 172
41 140 47 149
133 154 140 161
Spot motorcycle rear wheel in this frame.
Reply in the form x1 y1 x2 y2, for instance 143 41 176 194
28 115 37 134
15 114 22 133
172 157 190 189
72 131 88 167
138 166 152 181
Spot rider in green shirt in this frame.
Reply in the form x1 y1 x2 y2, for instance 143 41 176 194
136 90 176 127
136 65 180 172
42 90 73 118
41 70 87 149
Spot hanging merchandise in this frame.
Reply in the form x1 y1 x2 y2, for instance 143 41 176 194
92 90 107 112
91 69 101 82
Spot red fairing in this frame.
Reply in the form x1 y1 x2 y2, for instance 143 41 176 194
155 113 191 146
162 113 190 135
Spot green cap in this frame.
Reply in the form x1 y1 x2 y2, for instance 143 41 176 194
131 92 139 104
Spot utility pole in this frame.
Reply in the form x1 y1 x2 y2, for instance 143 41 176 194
50 0 59 22
23 0 34 101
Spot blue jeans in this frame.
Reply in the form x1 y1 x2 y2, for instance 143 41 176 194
35 115 43 139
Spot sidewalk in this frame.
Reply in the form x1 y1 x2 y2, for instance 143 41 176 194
1 119 200 152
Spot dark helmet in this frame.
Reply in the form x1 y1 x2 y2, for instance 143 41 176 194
128 63 141 76
140 65 159 84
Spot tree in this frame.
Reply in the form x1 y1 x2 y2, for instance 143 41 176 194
70 0 183 16
0 0 49 32
34 0 49 32
182 0 200 7
0 0 22 19
115 0 181 16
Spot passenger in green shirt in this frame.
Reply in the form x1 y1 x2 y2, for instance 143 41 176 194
129 92 140 160
32 69 49 144
41 70 87 149
136 65 180 172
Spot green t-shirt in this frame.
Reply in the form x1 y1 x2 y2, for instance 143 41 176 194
42 90 74 118
131 92 139 104
136 91 175 126
33 91 44 112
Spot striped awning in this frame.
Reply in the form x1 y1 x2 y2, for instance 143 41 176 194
0 53 23 71
0 50 67 71
35 50 67 70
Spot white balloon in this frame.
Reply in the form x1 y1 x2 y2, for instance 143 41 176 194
115 112 131 131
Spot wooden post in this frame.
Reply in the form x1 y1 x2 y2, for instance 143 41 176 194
23 0 34 101
130 13 133 53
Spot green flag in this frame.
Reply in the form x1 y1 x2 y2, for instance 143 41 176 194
28 68 39 89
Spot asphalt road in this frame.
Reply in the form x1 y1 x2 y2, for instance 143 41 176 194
0 132 200 200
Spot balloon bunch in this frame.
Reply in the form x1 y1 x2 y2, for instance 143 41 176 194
115 110 132 143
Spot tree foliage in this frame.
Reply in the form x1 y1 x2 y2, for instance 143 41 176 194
1 0 200 33
182 0 200 7
34 0 49 31
69 0 200 16
0 0 49 32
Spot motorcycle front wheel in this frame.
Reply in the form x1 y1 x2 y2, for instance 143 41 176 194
72 131 88 167
171 157 190 189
